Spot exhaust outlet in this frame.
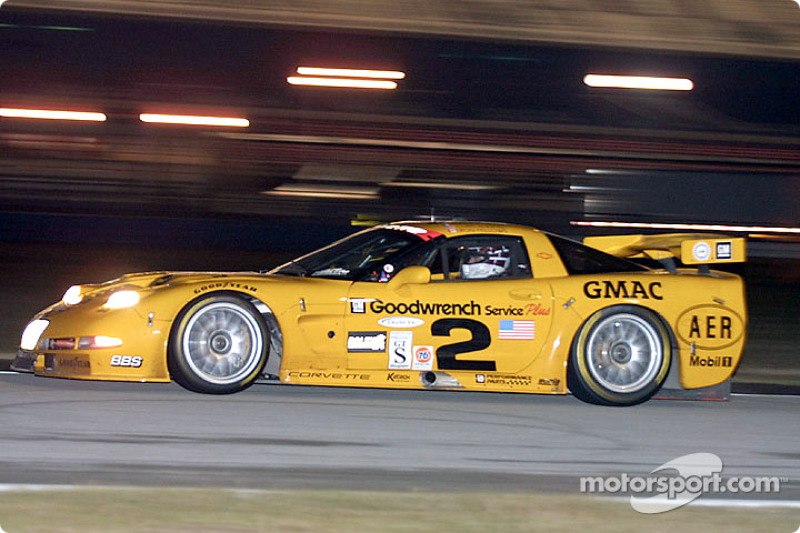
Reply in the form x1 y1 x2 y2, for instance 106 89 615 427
419 371 464 389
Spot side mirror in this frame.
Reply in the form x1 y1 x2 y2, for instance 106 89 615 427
387 266 431 288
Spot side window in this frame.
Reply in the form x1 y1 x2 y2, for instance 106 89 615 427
437 235 531 281
546 234 647 274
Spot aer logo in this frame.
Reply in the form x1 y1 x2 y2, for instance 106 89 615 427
677 305 744 350
687 315 732 340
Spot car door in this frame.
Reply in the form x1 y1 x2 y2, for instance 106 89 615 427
345 234 554 373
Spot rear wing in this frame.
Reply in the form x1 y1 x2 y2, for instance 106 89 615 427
584 233 746 268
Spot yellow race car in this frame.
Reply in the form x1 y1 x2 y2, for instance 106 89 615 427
14 221 747 406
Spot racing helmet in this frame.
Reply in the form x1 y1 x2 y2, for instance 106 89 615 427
460 245 511 279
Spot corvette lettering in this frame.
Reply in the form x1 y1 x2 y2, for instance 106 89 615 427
369 300 481 316
288 372 371 380
583 280 663 300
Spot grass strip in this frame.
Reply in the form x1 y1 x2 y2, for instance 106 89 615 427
0 487 797 533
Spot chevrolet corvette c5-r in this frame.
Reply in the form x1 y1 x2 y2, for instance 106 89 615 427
14 221 747 406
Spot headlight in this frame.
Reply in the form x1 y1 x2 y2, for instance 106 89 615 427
104 290 140 310
20 319 49 350
62 285 83 306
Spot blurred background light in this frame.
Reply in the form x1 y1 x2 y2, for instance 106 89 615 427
572 221 800 234
0 108 107 121
383 181 498 191
264 183 380 200
286 77 398 89
583 74 694 91
288 66 404 89
139 113 250 127
296 67 405 79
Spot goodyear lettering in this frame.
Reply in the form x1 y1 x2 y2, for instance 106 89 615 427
194 282 258 295
689 355 733 368
688 315 732 339
583 281 663 300
369 300 481 316
58 357 90 369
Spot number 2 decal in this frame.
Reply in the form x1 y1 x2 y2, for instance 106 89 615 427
431 318 495 371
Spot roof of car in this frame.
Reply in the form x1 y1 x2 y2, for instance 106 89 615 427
388 220 539 237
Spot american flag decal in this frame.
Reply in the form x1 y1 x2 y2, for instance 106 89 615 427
498 320 535 340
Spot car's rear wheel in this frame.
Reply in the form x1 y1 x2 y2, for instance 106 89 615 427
568 305 671 406
169 294 268 394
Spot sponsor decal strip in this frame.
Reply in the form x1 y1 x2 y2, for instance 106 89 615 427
583 280 663 300
347 332 387 353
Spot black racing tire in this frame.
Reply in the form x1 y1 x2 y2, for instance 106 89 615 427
568 305 671 406
168 293 268 394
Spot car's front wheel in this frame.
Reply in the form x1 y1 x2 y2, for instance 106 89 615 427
568 305 671 406
169 294 268 394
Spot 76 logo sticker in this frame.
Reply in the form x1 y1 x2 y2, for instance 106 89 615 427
412 346 434 371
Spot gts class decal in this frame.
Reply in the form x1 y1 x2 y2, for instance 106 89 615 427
583 280 663 300
388 331 413 370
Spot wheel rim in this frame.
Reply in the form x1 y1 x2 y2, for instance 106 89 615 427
181 302 264 385
585 313 663 394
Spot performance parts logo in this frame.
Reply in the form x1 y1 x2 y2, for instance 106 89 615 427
579 453 784 514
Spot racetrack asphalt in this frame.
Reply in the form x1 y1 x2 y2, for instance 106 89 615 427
1 372 798 501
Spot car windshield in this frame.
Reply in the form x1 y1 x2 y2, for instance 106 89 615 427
270 228 428 281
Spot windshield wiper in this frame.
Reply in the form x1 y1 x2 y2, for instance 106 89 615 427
277 262 309 277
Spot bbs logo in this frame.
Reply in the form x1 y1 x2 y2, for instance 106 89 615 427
110 355 143 368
